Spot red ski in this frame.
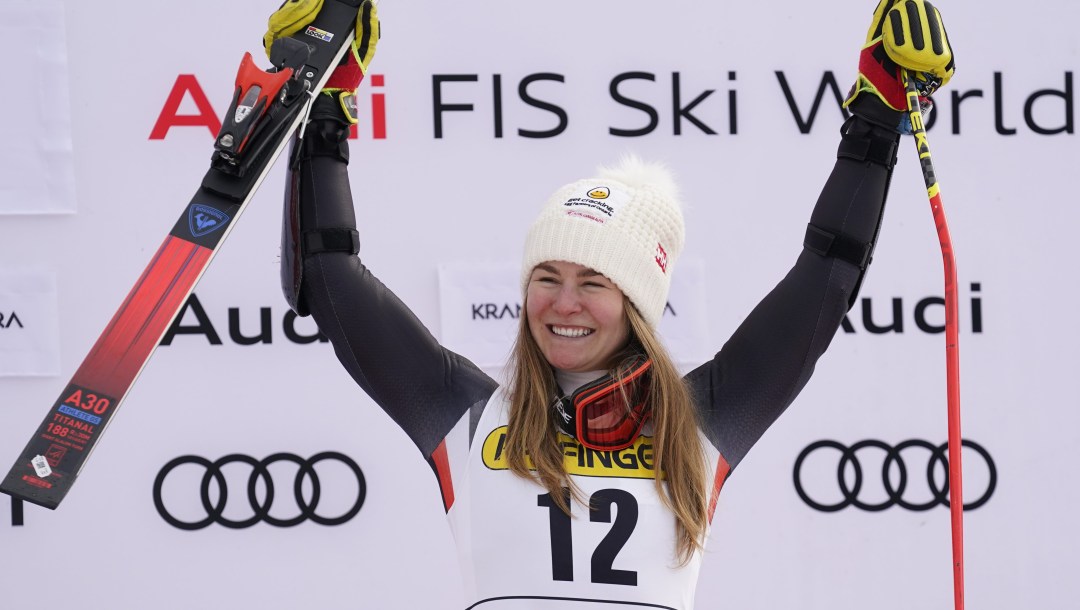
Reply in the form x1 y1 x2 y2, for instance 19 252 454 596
1 0 369 510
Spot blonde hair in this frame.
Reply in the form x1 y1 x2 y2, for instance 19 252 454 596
505 297 709 564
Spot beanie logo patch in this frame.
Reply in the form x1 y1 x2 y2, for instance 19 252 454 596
560 186 628 223
655 243 668 274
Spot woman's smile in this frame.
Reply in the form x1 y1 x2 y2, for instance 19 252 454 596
526 261 629 373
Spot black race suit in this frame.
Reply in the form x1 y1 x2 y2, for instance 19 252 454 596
282 102 900 609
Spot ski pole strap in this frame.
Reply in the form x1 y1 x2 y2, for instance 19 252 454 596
837 115 899 169
303 228 360 255
803 223 873 269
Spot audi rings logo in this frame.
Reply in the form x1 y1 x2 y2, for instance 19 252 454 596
153 452 366 530
793 439 997 512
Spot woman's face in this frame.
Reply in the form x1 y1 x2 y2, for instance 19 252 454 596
526 260 630 373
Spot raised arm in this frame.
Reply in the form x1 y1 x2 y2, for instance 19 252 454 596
273 1 498 458
687 0 955 472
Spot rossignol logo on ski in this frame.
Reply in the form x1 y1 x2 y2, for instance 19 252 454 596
305 26 334 42
189 204 231 238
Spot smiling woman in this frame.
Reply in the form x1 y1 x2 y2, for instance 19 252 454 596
525 261 630 373
502 158 712 568
267 0 957 608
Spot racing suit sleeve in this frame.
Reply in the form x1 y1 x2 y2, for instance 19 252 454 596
685 115 900 473
283 105 498 459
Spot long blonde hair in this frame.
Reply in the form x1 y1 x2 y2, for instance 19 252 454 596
505 297 709 564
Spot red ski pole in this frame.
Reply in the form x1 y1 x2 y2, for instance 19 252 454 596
903 71 965 610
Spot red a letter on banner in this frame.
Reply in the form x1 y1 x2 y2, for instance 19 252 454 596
149 75 222 140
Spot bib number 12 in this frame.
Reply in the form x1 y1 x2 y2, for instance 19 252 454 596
537 489 638 586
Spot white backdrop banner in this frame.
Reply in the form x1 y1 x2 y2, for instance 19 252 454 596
1 0 76 215
0 1 1077 610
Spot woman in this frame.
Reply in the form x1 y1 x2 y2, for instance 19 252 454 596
269 0 955 607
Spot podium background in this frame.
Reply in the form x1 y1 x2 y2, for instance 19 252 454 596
2 1 1077 608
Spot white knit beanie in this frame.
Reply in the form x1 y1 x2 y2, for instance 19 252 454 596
521 155 685 328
